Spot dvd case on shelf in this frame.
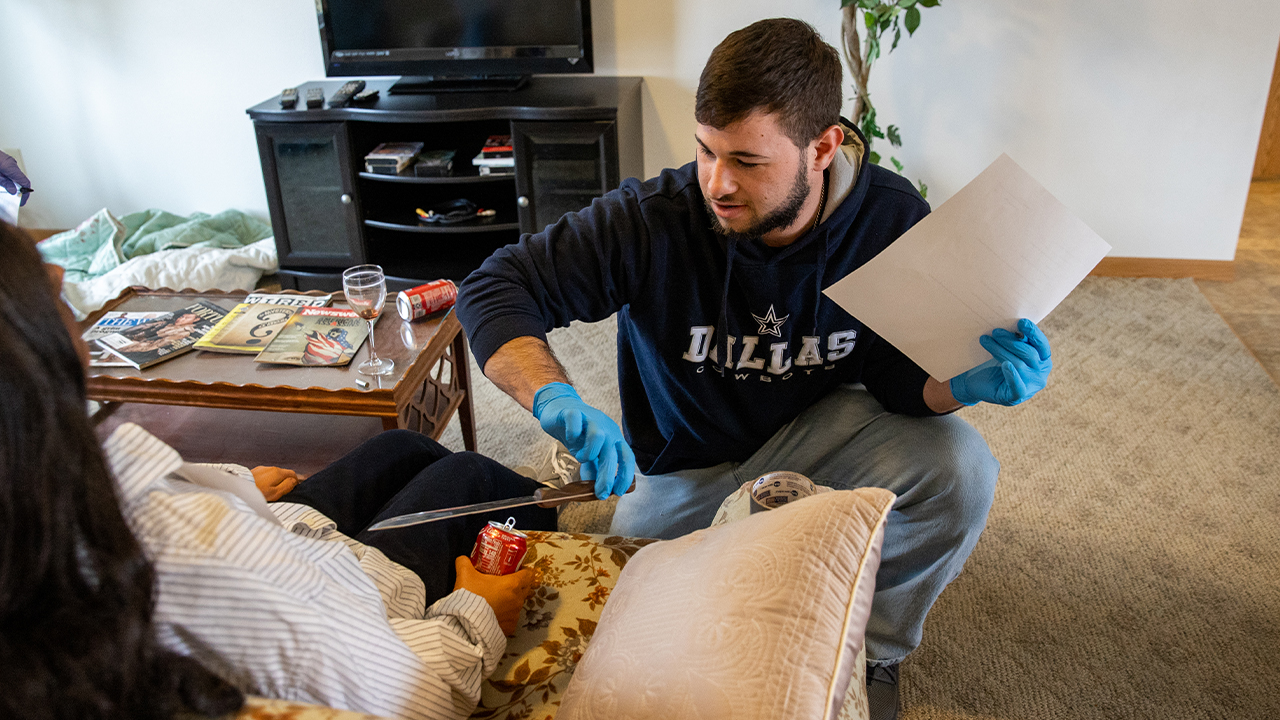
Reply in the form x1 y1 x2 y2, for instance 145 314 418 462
364 142 425 175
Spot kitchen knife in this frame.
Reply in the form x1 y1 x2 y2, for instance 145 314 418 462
366 480 635 531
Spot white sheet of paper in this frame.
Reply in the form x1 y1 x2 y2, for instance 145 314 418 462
823 153 1112 381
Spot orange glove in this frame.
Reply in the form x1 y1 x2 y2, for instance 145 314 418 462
453 556 534 636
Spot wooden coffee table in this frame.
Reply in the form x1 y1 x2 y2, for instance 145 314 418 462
82 287 476 451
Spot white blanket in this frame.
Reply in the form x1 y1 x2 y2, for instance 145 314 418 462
62 238 278 319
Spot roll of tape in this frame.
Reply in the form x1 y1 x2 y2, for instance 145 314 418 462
749 471 817 514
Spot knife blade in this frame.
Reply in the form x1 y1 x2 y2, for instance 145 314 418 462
366 480 635 531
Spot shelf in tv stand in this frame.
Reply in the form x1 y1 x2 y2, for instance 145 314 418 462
364 218 521 234
358 171 515 185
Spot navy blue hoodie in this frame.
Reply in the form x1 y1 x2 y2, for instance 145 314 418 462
458 126 939 475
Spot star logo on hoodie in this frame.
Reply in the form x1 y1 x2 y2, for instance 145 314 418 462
752 304 790 337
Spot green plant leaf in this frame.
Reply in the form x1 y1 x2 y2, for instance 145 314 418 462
891 156 904 172
858 0 880 9
841 0 858 7
918 0 940 6
864 9 877 28
886 124 902 146
891 27 901 51
860 106 885 142
917 180 928 198
905 6 921 34
869 150 881 165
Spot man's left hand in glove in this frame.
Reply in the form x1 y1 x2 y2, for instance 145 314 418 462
949 318 1052 407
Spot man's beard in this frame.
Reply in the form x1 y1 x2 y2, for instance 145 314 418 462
705 162 811 242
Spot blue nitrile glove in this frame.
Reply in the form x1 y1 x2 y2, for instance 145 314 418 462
950 318 1052 406
0 151 32 206
532 382 636 499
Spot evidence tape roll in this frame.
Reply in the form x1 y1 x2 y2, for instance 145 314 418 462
749 471 818 514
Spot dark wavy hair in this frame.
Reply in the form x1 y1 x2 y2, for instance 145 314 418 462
696 18 843 147
0 221 244 720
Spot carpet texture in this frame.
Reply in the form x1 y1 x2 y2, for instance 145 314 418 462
438 277 1280 718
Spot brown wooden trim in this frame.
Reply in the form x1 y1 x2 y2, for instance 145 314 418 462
453 331 476 452
1253 38 1280 180
83 376 400 417
79 286 334 329
1089 256 1235 281
20 228 66 245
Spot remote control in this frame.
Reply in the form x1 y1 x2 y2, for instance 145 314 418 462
279 87 298 109
328 80 366 108
351 88 380 104
305 87 324 109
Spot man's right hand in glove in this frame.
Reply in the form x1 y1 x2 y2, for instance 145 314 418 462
532 381 636 499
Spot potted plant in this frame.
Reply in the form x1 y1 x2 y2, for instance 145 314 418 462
839 0 940 197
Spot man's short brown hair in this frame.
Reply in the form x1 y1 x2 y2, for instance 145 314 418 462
695 18 843 147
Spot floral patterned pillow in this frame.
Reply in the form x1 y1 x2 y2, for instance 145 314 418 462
470 531 658 720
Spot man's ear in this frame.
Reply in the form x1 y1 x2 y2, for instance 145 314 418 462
811 124 845 172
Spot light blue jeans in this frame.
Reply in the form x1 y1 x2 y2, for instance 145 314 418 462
609 384 1000 664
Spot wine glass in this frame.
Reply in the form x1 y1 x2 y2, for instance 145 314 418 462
342 264 394 376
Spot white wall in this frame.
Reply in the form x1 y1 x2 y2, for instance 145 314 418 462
863 1 1280 261
3 0 1278 261
0 0 322 230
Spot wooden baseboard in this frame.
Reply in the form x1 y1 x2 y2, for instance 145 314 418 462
23 228 66 243
1089 257 1235 282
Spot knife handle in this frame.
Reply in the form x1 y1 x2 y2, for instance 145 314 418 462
533 479 638 507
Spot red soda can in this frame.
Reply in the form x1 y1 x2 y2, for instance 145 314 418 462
470 517 529 576
396 279 458 321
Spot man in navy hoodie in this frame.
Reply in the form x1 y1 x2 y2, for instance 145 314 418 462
457 18 1052 719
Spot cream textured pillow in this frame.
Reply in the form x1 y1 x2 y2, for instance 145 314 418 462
556 487 895 720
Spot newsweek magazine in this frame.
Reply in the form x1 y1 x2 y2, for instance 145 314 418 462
253 307 369 367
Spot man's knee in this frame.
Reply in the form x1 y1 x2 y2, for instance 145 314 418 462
610 467 739 540
911 417 999 528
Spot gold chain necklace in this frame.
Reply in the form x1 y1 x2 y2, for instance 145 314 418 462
811 172 828 233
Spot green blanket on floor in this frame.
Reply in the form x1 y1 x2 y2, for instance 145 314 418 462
38 208 273 283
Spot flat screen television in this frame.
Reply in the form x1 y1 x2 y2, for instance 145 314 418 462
316 0 593 94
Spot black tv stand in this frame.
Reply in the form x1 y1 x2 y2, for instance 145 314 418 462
246 76 643 291
389 75 531 94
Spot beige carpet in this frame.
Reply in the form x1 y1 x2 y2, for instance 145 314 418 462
438 277 1280 719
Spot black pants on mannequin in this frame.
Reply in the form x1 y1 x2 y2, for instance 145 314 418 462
283 430 558 604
